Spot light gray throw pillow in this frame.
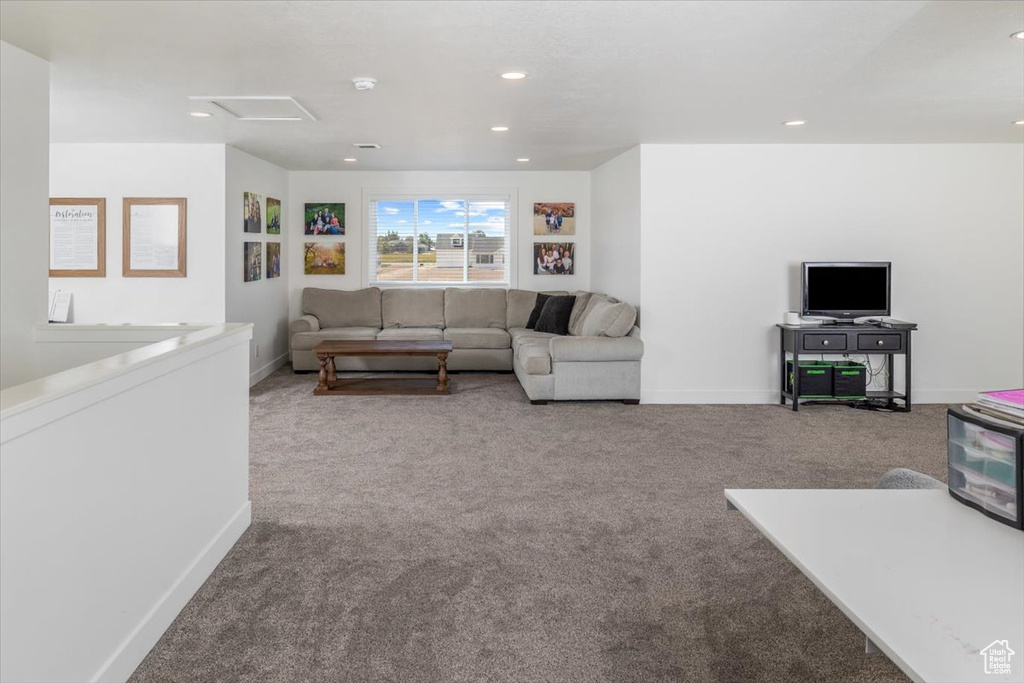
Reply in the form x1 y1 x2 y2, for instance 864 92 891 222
579 299 637 338
567 291 593 336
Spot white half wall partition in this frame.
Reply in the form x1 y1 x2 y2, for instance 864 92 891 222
0 323 253 683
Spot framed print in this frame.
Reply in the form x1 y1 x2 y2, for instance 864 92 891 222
244 192 262 233
533 203 576 235
244 241 262 282
304 203 345 235
534 242 575 275
266 241 281 279
304 242 345 274
266 198 281 234
123 197 187 277
49 197 106 277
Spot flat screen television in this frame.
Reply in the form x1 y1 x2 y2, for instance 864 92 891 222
801 262 891 320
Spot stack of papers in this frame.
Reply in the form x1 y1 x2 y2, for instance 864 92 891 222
965 389 1024 427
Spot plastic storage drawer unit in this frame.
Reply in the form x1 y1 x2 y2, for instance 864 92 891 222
786 360 833 398
833 361 867 399
947 406 1023 529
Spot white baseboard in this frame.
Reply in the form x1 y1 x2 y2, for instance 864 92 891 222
92 502 252 683
250 352 288 386
642 389 980 405
641 390 779 404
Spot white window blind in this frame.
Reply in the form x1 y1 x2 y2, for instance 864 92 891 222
367 195 511 286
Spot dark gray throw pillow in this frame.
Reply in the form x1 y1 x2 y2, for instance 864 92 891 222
534 295 576 335
525 293 550 329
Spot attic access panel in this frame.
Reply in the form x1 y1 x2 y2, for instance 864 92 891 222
188 96 316 121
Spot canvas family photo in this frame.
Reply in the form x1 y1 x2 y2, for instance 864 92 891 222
533 202 575 235
266 198 281 234
534 242 575 275
244 192 262 233
304 242 345 275
305 203 345 235
243 242 261 282
266 242 281 279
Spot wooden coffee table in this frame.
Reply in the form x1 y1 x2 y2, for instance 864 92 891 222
313 339 453 396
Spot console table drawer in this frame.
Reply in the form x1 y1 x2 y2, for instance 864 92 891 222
803 334 847 351
858 333 902 351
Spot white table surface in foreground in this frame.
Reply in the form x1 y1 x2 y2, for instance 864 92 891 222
724 489 1024 683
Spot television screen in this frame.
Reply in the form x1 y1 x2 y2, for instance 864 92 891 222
802 262 890 318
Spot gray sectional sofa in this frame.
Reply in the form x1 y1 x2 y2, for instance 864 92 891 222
290 287 643 403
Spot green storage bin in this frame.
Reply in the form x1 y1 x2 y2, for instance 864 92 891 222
786 360 833 398
833 361 867 399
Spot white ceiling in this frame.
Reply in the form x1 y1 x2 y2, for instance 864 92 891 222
1 0 1022 171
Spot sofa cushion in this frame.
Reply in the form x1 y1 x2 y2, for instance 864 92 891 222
535 295 576 335
302 287 381 328
444 288 507 329
291 327 381 351
506 289 539 329
567 291 593 336
511 329 558 353
526 293 551 329
444 328 511 350
579 299 637 338
381 289 445 329
517 342 552 375
377 327 445 341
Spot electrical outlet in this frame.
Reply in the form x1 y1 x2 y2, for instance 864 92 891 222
255 344 259 358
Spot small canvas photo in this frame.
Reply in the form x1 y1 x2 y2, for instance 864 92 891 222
266 198 281 234
244 192 262 233
304 203 345 235
244 242 262 282
304 242 345 275
266 242 281 279
533 202 576 235
534 242 575 275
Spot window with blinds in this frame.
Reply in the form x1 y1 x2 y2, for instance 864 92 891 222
367 195 511 286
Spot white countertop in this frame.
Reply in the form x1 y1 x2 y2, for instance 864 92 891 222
724 488 1024 683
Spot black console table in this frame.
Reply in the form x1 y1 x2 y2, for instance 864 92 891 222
777 321 917 412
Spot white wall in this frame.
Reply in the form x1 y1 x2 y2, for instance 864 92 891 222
286 171 590 321
590 146 641 308
0 324 251 683
639 144 1024 404
225 146 290 384
0 42 49 389
49 144 227 324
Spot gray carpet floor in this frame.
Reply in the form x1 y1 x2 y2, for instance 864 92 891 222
130 369 949 683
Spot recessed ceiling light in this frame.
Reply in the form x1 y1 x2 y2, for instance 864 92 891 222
189 111 212 118
1011 31 1024 40
491 126 509 132
783 120 807 126
501 72 528 80
516 158 530 162
343 158 357 162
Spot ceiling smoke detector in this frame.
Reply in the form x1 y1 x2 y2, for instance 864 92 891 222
352 77 377 91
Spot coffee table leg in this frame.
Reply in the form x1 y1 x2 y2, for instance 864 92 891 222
327 356 337 385
317 354 328 392
437 352 449 392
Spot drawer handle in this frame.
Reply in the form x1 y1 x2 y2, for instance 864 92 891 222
822 340 830 346
877 340 885 346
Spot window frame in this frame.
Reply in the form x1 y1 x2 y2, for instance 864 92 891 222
363 189 517 289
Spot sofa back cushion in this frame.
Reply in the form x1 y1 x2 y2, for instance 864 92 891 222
579 298 637 338
567 291 593 336
506 289 538 329
302 287 381 328
382 288 445 328
444 288 507 329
